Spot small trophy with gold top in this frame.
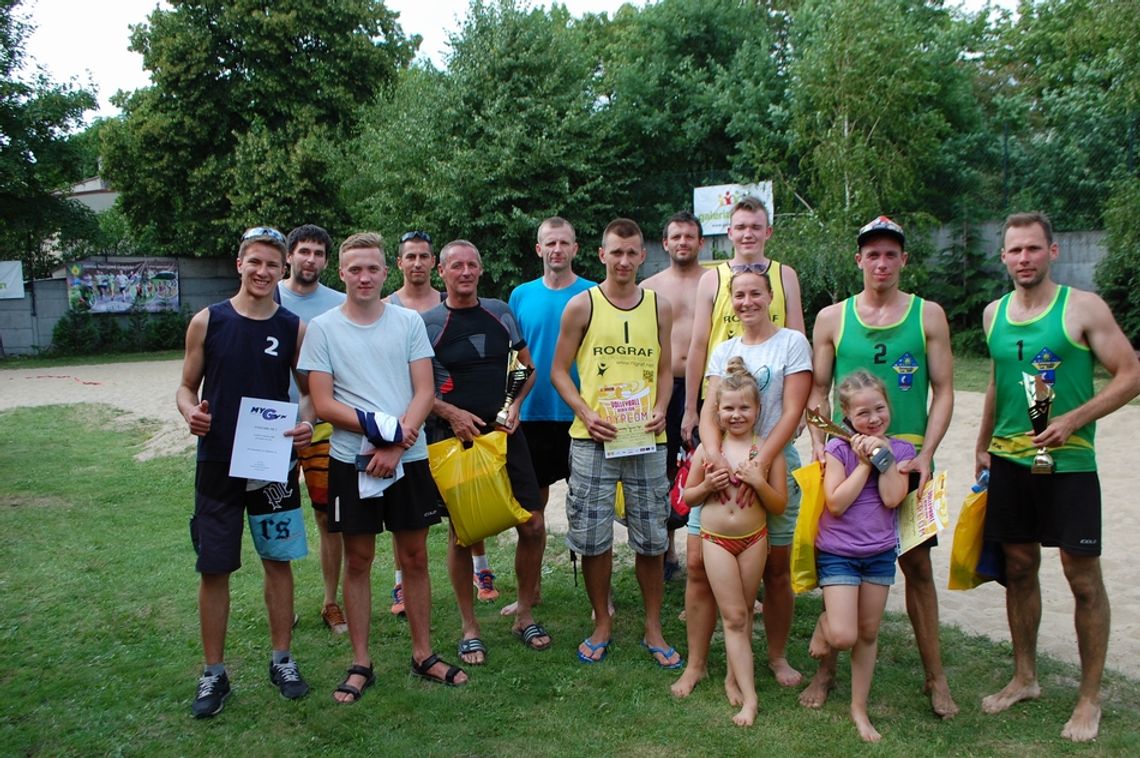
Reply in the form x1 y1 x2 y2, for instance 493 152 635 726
495 350 534 428
806 406 895 473
1022 372 1056 474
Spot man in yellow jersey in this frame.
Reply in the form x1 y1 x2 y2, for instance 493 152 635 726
680 196 807 693
975 212 1140 743
551 218 679 668
804 215 959 718
642 211 707 579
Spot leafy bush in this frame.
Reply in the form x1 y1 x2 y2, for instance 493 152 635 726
1096 178 1140 348
50 307 189 356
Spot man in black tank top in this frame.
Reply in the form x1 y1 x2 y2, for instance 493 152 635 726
176 227 315 718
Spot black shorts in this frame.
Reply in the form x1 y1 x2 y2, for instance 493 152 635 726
328 457 442 535
503 427 542 511
191 460 306 574
520 421 571 489
665 376 687 480
984 455 1102 556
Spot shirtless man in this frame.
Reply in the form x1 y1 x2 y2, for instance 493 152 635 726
642 211 707 577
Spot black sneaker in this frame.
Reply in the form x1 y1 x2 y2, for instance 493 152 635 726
269 657 310 700
192 671 231 718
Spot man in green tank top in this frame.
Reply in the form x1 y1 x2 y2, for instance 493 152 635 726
975 212 1140 743
805 216 959 718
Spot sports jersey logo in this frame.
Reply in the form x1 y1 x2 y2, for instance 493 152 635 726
591 345 656 357
892 352 919 391
251 406 287 420
1031 347 1061 385
598 363 610 376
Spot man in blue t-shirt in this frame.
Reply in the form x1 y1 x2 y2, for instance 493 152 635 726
278 224 348 636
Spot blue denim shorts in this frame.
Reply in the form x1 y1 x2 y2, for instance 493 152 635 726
816 548 897 587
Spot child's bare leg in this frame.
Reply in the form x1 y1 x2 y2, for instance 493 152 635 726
703 539 760 726
850 582 889 743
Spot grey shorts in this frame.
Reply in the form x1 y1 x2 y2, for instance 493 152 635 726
565 440 669 557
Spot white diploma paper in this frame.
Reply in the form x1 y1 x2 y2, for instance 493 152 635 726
229 396 298 483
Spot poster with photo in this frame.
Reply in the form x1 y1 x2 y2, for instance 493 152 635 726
67 260 180 313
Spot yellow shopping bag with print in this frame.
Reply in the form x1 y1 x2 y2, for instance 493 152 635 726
428 431 531 547
790 461 825 594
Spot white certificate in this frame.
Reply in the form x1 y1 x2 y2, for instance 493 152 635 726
229 396 298 483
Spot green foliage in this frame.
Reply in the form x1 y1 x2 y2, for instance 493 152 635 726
1096 178 1140 347
0 0 98 278
102 0 416 258
49 306 188 356
783 0 983 225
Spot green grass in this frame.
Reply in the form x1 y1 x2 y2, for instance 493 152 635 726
0 349 183 369
2 404 1138 755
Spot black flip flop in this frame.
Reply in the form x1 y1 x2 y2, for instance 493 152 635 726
514 622 551 651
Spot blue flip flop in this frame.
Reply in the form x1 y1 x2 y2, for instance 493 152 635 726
641 640 684 669
577 637 610 664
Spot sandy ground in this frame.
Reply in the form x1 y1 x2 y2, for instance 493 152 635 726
2 358 1138 679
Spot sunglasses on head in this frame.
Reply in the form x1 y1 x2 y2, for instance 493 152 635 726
400 230 432 244
241 226 286 244
729 262 770 275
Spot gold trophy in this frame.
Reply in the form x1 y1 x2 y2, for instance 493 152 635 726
495 350 534 428
806 406 895 473
1022 373 1056 474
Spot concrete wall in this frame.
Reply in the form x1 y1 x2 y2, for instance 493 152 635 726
0 257 239 356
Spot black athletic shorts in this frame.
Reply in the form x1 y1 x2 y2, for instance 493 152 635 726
984 454 1102 556
328 457 442 535
520 421 572 489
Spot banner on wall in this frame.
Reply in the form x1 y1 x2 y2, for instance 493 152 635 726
692 182 774 236
66 259 180 313
0 261 24 299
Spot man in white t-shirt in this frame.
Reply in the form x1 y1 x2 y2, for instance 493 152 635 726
299 232 468 700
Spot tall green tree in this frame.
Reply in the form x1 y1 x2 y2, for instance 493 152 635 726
782 0 983 226
349 0 616 294
0 0 97 278
102 0 415 257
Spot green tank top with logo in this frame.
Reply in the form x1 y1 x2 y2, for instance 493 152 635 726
834 294 928 451
986 286 1096 471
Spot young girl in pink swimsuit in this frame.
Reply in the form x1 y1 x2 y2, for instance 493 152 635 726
683 357 787 726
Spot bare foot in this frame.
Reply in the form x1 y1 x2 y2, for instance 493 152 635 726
852 706 882 743
982 678 1041 714
798 668 835 709
670 665 708 698
499 594 543 616
808 613 831 660
1061 699 1101 742
925 677 960 719
725 673 744 707
733 701 758 727
769 657 803 688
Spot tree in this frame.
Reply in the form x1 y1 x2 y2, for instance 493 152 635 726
349 0 617 295
781 0 984 226
0 0 97 278
102 0 416 257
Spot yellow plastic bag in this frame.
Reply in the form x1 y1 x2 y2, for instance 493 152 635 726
427 431 531 547
790 461 825 594
615 482 625 520
948 488 989 590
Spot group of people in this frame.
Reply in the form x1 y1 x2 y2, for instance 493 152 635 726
177 201 1140 744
